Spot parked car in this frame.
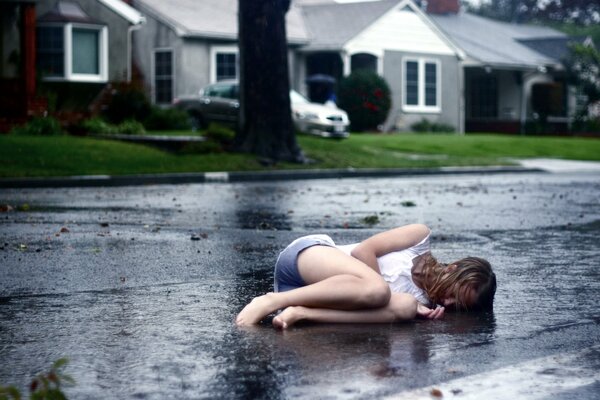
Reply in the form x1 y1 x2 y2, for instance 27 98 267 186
173 81 350 138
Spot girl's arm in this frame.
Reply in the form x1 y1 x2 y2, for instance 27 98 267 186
350 224 431 274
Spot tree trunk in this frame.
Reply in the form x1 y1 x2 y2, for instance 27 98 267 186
237 0 305 164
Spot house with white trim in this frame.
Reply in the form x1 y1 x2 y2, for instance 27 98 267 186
23 0 574 132
35 0 144 83
129 0 580 133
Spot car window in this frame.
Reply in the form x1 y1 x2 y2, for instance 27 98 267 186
205 83 236 99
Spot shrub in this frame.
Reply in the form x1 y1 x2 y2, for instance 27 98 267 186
337 70 391 132
411 118 455 133
204 123 235 147
143 107 192 130
80 117 116 135
116 120 146 135
102 82 152 124
10 117 64 136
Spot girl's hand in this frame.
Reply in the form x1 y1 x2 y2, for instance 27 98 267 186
417 303 445 320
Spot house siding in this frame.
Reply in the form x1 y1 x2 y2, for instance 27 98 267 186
132 10 183 101
36 0 131 81
345 7 455 58
384 50 460 132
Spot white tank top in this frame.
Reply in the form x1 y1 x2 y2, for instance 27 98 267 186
336 234 432 305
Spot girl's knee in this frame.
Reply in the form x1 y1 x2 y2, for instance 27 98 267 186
390 293 418 321
360 280 391 308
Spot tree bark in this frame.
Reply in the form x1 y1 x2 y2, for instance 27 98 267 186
237 0 305 164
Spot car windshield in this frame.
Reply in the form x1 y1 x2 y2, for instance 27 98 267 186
290 90 309 104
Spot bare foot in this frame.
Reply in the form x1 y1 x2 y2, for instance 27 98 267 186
272 306 306 329
235 293 279 326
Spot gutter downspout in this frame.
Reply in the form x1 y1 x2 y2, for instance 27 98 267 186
127 19 145 82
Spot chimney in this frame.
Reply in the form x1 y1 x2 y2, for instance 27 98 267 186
426 0 460 14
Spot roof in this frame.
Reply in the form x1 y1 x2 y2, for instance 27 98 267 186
38 1 104 24
98 0 145 25
429 11 566 69
300 0 400 51
518 36 590 63
133 0 309 43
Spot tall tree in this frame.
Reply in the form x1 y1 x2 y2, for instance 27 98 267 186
237 0 305 164
533 0 600 26
468 0 600 26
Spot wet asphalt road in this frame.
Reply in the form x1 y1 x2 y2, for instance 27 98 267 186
1 171 599 399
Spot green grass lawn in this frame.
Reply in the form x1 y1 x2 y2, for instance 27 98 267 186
1 132 599 178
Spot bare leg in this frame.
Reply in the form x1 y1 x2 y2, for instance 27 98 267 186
272 293 418 329
235 246 391 326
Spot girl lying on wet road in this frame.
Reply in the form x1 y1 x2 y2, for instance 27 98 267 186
236 224 496 329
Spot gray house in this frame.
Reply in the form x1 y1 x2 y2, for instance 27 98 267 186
35 0 144 83
130 0 579 134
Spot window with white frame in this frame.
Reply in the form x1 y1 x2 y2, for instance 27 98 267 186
36 24 108 82
211 47 238 82
154 49 174 104
403 58 440 112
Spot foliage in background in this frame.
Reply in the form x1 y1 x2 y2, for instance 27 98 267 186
0 358 74 400
338 70 391 132
466 0 600 26
79 118 146 135
117 120 146 135
565 43 600 107
102 82 152 124
80 118 116 135
411 118 455 133
143 107 191 131
204 123 235 148
9 117 64 136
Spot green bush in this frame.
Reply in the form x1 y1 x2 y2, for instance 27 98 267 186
143 107 192 130
204 123 235 146
102 82 152 124
80 117 115 135
10 117 64 136
337 70 392 132
411 118 455 133
116 120 146 135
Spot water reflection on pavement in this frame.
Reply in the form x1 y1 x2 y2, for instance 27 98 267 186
0 172 599 399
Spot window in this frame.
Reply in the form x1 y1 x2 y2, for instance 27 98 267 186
211 46 238 82
36 24 107 82
154 50 174 104
403 58 440 112
37 27 64 77
72 28 99 74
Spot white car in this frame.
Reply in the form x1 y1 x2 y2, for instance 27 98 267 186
174 81 350 138
290 90 349 138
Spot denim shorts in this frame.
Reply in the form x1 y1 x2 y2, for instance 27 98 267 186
274 234 336 292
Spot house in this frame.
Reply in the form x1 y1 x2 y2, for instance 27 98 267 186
129 0 309 106
0 0 144 132
130 0 582 134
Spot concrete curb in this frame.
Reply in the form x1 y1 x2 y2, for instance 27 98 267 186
0 166 545 188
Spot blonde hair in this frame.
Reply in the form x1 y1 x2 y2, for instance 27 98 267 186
421 256 496 310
